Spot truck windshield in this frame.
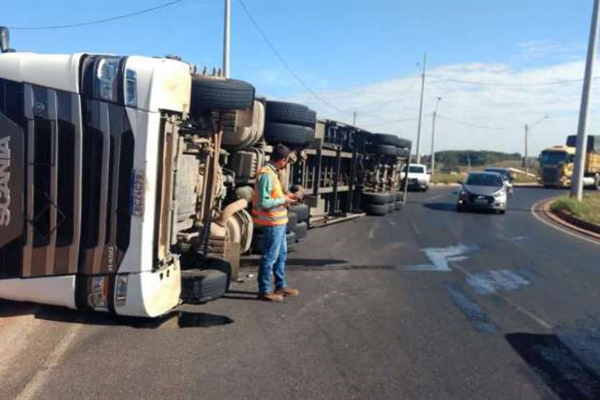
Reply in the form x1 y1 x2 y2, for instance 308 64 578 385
540 151 569 164
466 174 503 187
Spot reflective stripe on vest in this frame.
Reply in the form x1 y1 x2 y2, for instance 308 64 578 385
252 165 288 226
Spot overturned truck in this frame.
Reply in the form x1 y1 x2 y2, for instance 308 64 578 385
0 32 411 318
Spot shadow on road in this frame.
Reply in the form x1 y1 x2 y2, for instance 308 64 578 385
506 333 600 400
241 258 348 268
0 299 233 329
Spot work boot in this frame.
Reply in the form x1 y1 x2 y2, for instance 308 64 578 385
257 292 284 302
274 287 300 297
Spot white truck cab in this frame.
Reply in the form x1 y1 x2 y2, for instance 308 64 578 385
0 28 256 317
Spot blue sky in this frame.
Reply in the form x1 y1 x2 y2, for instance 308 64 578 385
1 0 598 154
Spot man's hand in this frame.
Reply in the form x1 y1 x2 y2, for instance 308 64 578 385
284 193 299 205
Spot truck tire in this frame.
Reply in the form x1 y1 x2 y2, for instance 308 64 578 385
287 212 298 233
289 204 310 222
286 231 297 250
365 204 388 216
362 192 388 205
387 193 396 203
266 101 317 127
180 269 228 304
396 148 410 159
294 221 308 239
397 138 412 148
368 144 398 157
264 122 314 146
190 77 255 113
372 133 401 147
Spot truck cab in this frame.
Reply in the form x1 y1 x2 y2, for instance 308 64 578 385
0 44 256 317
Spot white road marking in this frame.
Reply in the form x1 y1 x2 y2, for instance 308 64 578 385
452 263 552 330
16 324 83 400
406 244 478 272
467 269 531 295
530 199 600 246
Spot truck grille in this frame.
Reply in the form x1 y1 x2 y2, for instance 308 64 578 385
542 167 559 184
1 83 134 278
79 100 134 275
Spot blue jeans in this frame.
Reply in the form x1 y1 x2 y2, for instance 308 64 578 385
258 224 288 294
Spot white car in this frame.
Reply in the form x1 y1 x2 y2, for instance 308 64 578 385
401 164 430 191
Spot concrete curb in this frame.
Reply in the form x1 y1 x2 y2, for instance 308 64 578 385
542 199 600 240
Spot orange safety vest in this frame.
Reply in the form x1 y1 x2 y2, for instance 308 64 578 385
252 165 288 226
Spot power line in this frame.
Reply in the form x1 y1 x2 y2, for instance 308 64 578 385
367 113 428 127
427 74 599 87
436 114 515 130
8 0 185 30
238 0 351 113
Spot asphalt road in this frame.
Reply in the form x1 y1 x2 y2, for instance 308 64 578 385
1 186 599 400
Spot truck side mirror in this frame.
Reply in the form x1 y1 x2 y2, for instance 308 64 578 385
0 27 9 53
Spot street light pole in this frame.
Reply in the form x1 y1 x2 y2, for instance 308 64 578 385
223 0 231 78
524 116 548 176
524 123 529 175
571 0 599 200
415 53 427 164
430 97 442 177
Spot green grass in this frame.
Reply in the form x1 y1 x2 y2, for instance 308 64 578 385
551 193 600 225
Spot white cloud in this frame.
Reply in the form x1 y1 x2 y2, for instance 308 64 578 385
283 60 600 156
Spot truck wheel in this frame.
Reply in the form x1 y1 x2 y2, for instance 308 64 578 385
396 148 410 159
362 192 388 205
365 204 388 216
397 138 412 148
266 101 317 127
190 76 255 113
368 144 398 156
287 212 298 233
294 221 308 239
264 122 314 146
289 204 310 222
372 133 401 147
286 231 297 249
180 269 229 304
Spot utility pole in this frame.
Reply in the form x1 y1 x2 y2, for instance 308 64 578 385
430 97 442 177
571 0 599 200
223 0 231 78
415 53 427 164
353 111 357 126
524 123 529 176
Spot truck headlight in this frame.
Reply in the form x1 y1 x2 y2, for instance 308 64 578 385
95 57 120 102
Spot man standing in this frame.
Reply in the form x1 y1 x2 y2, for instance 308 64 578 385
252 144 300 302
